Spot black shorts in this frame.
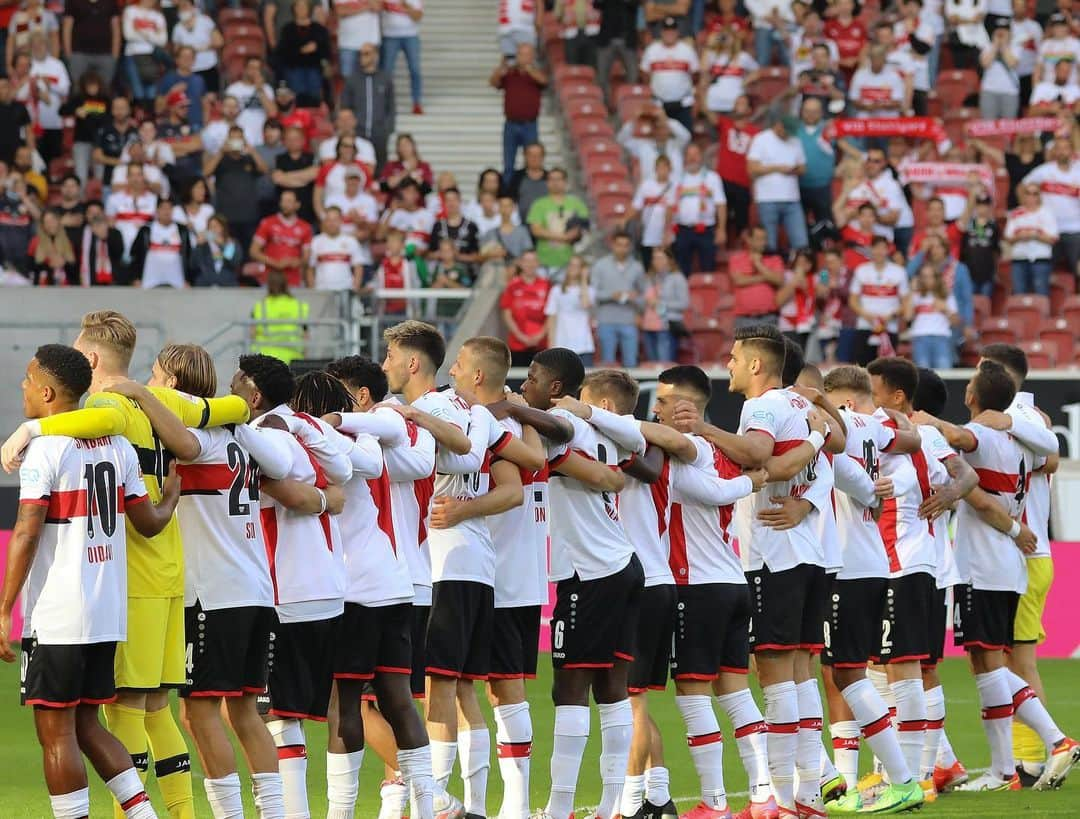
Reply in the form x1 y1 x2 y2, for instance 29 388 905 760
953 584 1019 652
180 602 274 699
256 614 340 722
878 572 936 664
924 586 949 667
824 577 888 668
335 602 413 681
672 582 751 680
20 638 117 708
410 605 429 698
629 584 676 693
425 581 494 680
490 605 542 680
551 554 644 670
747 563 829 653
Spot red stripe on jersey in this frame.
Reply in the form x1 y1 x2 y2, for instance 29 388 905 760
367 467 398 554
910 447 934 536
974 467 1019 493
651 457 670 540
46 487 126 520
772 439 808 455
877 498 902 574
669 502 689 585
860 284 900 297
261 506 280 604
414 473 435 546
175 462 234 491
295 434 334 552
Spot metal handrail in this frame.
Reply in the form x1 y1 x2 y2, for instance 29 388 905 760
199 318 357 361
0 320 166 379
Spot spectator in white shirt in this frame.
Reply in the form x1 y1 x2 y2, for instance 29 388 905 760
745 0 795 66
122 0 168 112
905 263 960 369
324 166 380 260
380 0 424 113
848 45 908 121
1011 0 1043 104
27 32 69 166
498 0 541 57
946 0 989 69
640 17 698 130
1004 182 1058 296
630 154 676 262
979 20 1022 118
616 106 691 182
699 30 759 116
1033 13 1079 86
225 56 279 148
335 0 382 77
849 235 910 364
544 254 595 364
1023 136 1080 276
171 0 223 94
308 206 365 290
1029 56 1080 112
747 113 808 252
671 143 727 274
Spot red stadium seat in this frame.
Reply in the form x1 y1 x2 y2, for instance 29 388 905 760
223 40 266 64
555 65 597 85
590 178 634 199
585 168 631 189
979 316 1019 345
692 326 733 364
1019 341 1055 370
972 294 992 326
688 281 722 316
579 137 621 164
571 117 616 144
595 194 631 227
943 109 978 146
745 67 790 108
219 8 257 25
223 23 264 42
1063 295 1080 328
565 97 607 121
690 272 733 297
1050 272 1076 316
558 82 604 107
584 160 626 186
1004 294 1050 333
1038 318 1075 365
936 70 979 110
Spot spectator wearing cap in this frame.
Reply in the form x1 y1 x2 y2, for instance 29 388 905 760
713 95 759 239
1023 137 1080 276
526 166 589 277
671 143 726 275
979 19 1022 118
335 0 382 79
225 56 279 148
92 96 137 190
122 0 169 115
747 113 808 253
643 0 692 38
156 88 203 184
500 250 551 366
314 138 372 223
552 0 601 67
339 44 395 171
250 188 314 287
380 0 424 114
325 165 380 266
745 0 795 66
158 46 208 129
595 0 639 108
273 125 319 224
276 0 331 108
617 106 691 183
640 17 699 131
62 0 119 88
1033 14 1079 86
205 124 268 253
1029 55 1079 111
505 141 548 222
172 0 223 95
27 31 69 167
491 41 548 182
591 230 646 366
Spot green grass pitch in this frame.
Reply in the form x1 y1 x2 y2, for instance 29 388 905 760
2 658 1080 817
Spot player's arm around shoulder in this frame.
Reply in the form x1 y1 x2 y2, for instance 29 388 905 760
431 459 524 529
148 386 250 429
100 378 202 461
2 401 127 472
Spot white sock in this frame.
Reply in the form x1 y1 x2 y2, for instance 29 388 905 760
795 680 824 804
922 685 946 780
430 739 458 791
763 681 799 810
867 667 894 710
820 738 840 782
1006 670 1066 750
398 745 435 819
597 700 634 819
326 750 364 819
842 678 911 784
105 769 156 819
494 702 532 819
251 771 286 819
378 775 408 819
831 721 861 789
458 728 491 816
645 766 671 806
891 678 927 781
936 730 957 767
974 668 1016 780
50 787 91 819
545 705 590 819
676 694 727 809
620 773 646 817
716 688 772 803
205 773 243 819
266 719 309 819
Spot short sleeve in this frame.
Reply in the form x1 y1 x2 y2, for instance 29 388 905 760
18 441 56 505
688 435 714 470
120 442 149 502
253 218 270 243
746 134 767 163
544 287 559 316
499 284 515 309
739 397 779 440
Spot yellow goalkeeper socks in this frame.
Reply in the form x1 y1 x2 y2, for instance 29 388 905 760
104 702 149 819
1013 721 1048 766
145 705 195 819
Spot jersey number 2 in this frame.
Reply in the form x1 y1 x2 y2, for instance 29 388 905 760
226 442 260 516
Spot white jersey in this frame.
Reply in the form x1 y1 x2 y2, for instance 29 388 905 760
18 435 147 644
641 40 699 104
833 411 897 580
498 0 536 33
814 451 843 573
955 422 1035 594
546 410 636 582
384 206 434 252
873 409 935 578
309 232 363 291
918 423 963 589
1011 392 1052 559
669 435 753 586
252 409 346 619
851 262 909 333
381 0 421 38
412 390 510 586
174 427 280 610
619 453 674 588
105 190 156 254
488 416 550 607
225 80 275 146
735 388 827 572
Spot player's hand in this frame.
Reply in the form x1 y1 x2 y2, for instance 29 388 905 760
485 399 513 420
971 409 1012 431
909 410 938 429
757 496 813 530
98 376 145 399
322 412 343 428
879 406 914 431
386 403 419 421
554 395 592 419
504 390 528 407
1013 523 1038 555
430 495 468 529
1 422 33 473
873 477 895 499
807 409 828 437
0 610 14 663
160 461 181 509
324 485 346 515
745 467 768 492
918 483 954 520
792 384 823 405
671 400 703 434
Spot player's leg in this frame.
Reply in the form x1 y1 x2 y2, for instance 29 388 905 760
643 713 673 819
489 678 532 819
676 680 729 817
1010 555 1054 783
920 585 958 789
546 667 592 819
593 658 635 819
623 693 651 819
456 585 496 818
180 698 242 817
326 679 367 819
75 704 157 819
793 567 829 814
424 582 471 791
821 666 859 792
224 695 285 819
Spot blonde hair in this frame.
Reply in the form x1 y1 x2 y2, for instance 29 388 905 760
79 310 137 367
915 263 948 300
383 320 446 369
823 365 873 396
581 369 640 415
157 343 217 398
462 336 512 383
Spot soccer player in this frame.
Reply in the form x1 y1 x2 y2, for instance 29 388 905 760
443 337 549 819
976 344 1062 787
325 354 443 819
496 352 645 819
671 325 843 817
819 366 927 814
1 311 251 819
1 344 177 819
913 361 1079 792
231 353 352 818
637 366 770 819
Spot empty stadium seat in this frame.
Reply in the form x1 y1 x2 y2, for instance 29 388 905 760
565 97 607 121
219 7 258 25
1004 294 1050 331
1062 295 1080 328
936 70 979 110
590 178 634 199
223 23 264 42
558 82 604 107
570 117 616 143
1050 272 1076 316
692 327 733 364
979 316 1020 345
1019 340 1055 370
1038 318 1074 365
972 294 992 326
595 194 631 227
690 272 733 295
746 67 790 108
555 65 597 85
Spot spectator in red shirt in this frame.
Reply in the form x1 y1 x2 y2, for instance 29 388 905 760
824 0 868 79
379 133 435 196
840 202 899 272
713 93 760 238
274 84 318 147
730 225 786 328
499 248 552 366
249 189 313 287
490 41 548 182
909 195 970 260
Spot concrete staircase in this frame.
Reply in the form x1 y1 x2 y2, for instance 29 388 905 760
385 0 566 190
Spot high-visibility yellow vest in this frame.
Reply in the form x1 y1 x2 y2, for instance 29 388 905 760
251 294 309 364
